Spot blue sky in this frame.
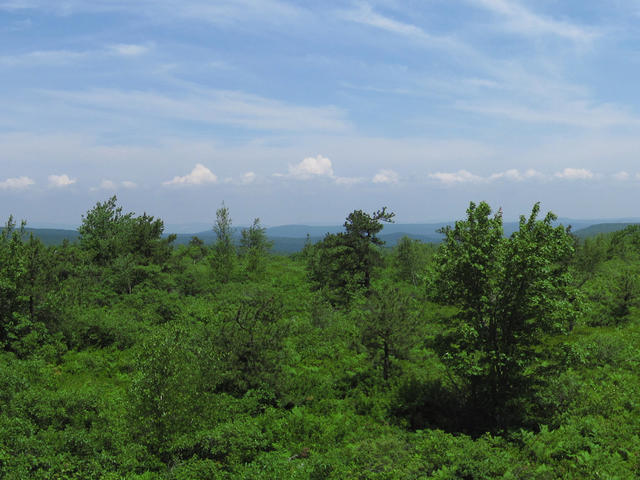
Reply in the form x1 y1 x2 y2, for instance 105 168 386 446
2 0 640 227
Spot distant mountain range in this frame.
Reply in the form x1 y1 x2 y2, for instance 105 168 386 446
13 220 640 253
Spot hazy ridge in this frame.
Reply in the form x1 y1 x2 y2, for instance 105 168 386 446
17 220 640 252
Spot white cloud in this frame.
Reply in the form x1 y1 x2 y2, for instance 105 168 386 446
121 180 137 188
489 168 523 181
163 163 218 186
0 176 34 189
554 168 594 180
278 155 369 185
48 173 76 187
286 155 334 179
613 171 630 181
429 169 483 185
489 168 545 181
240 171 256 184
108 44 150 57
430 168 547 185
372 169 400 184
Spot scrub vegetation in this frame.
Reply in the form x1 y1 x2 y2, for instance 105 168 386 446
1 196 639 479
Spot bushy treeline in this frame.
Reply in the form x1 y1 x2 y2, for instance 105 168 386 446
1 196 640 478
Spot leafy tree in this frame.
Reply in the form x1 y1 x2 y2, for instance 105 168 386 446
78 196 175 293
22 233 45 323
610 268 639 319
572 234 607 286
0 216 27 350
211 202 236 283
239 218 272 275
361 280 417 382
608 224 640 260
581 259 640 325
216 292 288 395
188 236 207 263
128 212 175 265
430 201 578 429
78 196 133 267
393 236 431 286
130 322 222 461
308 207 394 305
343 208 395 290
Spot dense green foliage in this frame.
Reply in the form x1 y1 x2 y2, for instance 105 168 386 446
429 202 578 432
1 197 640 478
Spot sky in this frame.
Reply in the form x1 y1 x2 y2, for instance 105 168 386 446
2 0 640 228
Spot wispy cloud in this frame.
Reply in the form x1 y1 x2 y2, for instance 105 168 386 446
0 0 37 11
0 49 87 66
108 43 151 57
42 88 349 133
456 99 640 129
176 0 304 26
0 0 305 26
48 174 76 187
0 176 35 190
163 163 218 186
467 0 597 43
340 2 465 53
0 44 149 67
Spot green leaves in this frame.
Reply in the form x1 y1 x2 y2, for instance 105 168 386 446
239 218 272 276
307 207 395 306
431 202 579 429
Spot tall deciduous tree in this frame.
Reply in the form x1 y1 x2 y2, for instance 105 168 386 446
430 201 578 429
